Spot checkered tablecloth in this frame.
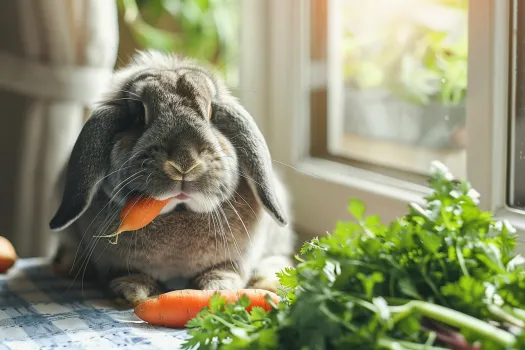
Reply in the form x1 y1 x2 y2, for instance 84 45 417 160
0 258 190 350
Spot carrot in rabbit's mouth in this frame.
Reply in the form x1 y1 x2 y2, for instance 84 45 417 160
96 196 170 244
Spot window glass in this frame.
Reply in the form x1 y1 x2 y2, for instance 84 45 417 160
309 0 468 180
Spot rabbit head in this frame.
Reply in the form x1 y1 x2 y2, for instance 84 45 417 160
49 51 288 231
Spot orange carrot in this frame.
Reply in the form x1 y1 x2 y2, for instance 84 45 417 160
134 289 279 328
96 196 170 244
0 236 16 273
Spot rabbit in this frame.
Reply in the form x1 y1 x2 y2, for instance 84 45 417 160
49 50 296 306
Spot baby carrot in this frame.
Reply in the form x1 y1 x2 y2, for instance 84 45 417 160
134 289 280 328
96 196 170 244
0 236 16 273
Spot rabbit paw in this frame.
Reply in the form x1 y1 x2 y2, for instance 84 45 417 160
109 274 162 307
190 268 244 290
248 277 280 294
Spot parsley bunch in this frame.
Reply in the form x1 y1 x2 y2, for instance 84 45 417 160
182 161 525 350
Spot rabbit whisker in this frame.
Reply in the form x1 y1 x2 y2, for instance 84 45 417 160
100 187 141 236
145 171 155 187
71 205 118 293
92 236 112 264
214 207 235 275
217 205 243 267
69 175 137 276
111 170 146 195
209 192 224 266
211 166 271 194
78 184 140 290
93 165 136 187
210 206 224 249
208 205 218 246
271 159 320 179
237 172 272 193
140 158 153 168
203 192 219 265
70 165 142 273
70 184 136 286
232 189 258 219
215 139 319 179
78 195 125 269
116 149 145 175
225 197 252 246
207 204 217 265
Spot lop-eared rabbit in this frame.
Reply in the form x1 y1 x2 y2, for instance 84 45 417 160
49 51 295 306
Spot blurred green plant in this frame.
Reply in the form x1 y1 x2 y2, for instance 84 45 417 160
343 0 468 106
117 0 239 76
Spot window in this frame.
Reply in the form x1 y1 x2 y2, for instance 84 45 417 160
239 0 525 250
313 0 468 181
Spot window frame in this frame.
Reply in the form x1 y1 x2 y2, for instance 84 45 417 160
239 0 525 251
466 0 525 236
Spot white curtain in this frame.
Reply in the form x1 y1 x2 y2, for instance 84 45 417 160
0 0 119 258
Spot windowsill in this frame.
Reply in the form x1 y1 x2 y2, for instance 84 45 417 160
294 157 431 202
293 210 525 256
285 157 525 256
280 156 431 245
332 133 467 179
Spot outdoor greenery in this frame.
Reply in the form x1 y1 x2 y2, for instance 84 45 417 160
117 0 239 80
342 0 468 106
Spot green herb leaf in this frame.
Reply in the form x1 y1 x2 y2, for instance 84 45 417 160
348 198 366 221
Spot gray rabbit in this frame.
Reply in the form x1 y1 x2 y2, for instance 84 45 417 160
49 50 295 306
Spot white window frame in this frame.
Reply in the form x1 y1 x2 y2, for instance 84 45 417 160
467 0 525 250
238 0 525 252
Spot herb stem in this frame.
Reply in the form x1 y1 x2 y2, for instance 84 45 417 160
208 315 257 331
383 296 415 305
390 301 516 347
378 336 449 350
456 244 470 277
488 304 525 328
421 268 448 306
503 305 525 324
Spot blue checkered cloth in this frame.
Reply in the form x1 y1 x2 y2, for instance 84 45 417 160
0 258 190 350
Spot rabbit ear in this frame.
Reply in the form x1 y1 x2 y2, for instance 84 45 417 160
211 98 288 227
49 105 131 231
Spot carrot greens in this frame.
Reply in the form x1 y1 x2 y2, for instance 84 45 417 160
182 161 525 349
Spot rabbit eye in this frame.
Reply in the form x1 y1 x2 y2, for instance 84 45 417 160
135 102 148 125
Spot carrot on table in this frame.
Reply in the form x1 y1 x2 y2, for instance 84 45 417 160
0 236 16 273
96 196 170 244
134 289 280 328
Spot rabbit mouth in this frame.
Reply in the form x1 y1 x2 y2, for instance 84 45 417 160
159 198 189 215
174 193 189 200
153 190 191 201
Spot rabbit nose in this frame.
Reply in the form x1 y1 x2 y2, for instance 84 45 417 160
166 160 199 174
163 160 202 181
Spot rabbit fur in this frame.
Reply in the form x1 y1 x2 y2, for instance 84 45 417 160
49 50 295 306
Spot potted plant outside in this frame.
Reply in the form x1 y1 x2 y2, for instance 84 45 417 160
341 0 468 150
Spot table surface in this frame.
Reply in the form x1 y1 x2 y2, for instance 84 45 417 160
0 258 190 350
